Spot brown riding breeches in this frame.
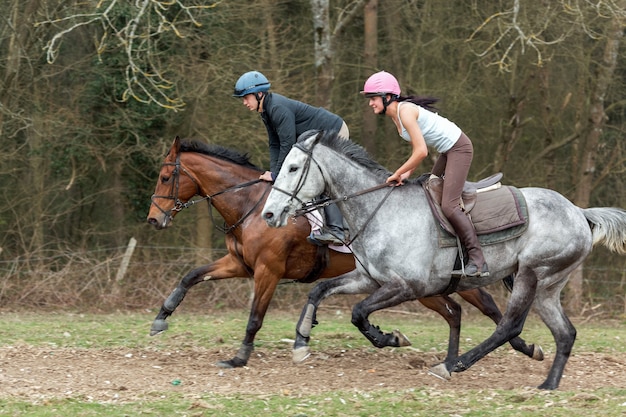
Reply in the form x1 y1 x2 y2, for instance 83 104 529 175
431 133 473 218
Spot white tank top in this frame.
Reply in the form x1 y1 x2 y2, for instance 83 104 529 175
397 102 461 153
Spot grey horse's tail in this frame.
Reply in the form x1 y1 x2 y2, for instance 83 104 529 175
582 207 626 255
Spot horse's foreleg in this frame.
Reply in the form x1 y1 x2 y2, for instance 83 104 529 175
418 295 462 362
217 267 281 369
351 280 417 349
429 273 537 383
150 255 248 336
150 264 214 336
457 286 544 361
293 271 378 363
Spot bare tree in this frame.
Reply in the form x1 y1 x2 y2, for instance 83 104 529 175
567 4 625 312
468 0 626 312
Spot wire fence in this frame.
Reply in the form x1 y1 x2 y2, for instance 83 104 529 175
1 241 624 316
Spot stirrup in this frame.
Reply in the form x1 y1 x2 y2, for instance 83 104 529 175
451 262 489 278
307 232 344 246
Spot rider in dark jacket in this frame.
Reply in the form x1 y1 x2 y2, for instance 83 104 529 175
260 93 345 181
233 71 349 246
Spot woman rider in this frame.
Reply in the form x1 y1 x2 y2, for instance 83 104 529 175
361 71 489 277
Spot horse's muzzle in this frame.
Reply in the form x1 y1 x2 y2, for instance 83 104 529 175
262 210 278 228
262 207 290 228
147 213 172 230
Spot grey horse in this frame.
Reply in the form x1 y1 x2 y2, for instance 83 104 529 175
261 130 626 390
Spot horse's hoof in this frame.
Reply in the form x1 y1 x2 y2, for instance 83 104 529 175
532 345 545 361
216 360 237 369
293 346 311 363
428 363 451 381
393 330 412 347
150 319 169 336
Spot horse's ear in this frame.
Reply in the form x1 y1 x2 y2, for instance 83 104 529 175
313 130 324 144
297 129 322 144
172 136 181 154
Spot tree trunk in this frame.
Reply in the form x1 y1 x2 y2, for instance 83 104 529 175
261 0 278 69
27 120 46 255
360 0 378 155
311 0 333 108
493 53 530 174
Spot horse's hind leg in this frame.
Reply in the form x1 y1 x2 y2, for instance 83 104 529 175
457 287 544 361
430 270 537 383
533 280 576 390
293 271 381 363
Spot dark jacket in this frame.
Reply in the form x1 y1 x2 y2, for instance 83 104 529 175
261 93 343 178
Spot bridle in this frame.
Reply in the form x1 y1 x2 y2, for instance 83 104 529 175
150 152 265 234
150 152 201 224
269 140 321 209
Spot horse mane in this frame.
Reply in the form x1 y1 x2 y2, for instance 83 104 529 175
300 130 425 185
178 139 262 171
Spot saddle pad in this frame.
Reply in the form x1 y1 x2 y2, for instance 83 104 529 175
424 185 529 248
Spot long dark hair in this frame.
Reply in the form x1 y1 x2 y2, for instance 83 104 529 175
397 95 439 112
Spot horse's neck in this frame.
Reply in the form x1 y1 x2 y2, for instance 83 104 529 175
186 154 264 223
324 165 389 230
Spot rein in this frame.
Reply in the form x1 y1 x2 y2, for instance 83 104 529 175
295 182 396 246
208 180 269 234
271 140 397 246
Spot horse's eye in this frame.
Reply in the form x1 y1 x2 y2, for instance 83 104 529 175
289 166 298 173
161 176 170 184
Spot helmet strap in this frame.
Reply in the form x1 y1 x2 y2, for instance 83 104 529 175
381 94 396 115
255 92 264 112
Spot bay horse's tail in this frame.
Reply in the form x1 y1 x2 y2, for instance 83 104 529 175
582 207 626 255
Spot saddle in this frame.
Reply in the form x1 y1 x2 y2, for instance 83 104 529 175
423 173 529 247
426 172 503 214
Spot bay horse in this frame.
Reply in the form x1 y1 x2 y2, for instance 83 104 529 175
262 130 626 390
147 136 541 368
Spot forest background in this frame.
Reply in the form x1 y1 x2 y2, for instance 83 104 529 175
1 0 625 317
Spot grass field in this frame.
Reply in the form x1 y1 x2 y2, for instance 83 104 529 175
0 308 624 416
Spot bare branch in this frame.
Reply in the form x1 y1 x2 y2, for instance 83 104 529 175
467 0 626 72
333 0 368 36
37 0 222 111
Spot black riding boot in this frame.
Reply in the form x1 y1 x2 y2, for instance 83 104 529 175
447 210 489 277
307 203 345 246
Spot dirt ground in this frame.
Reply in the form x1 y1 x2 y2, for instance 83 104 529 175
0 343 624 403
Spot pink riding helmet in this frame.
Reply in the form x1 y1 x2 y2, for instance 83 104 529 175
361 71 401 97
